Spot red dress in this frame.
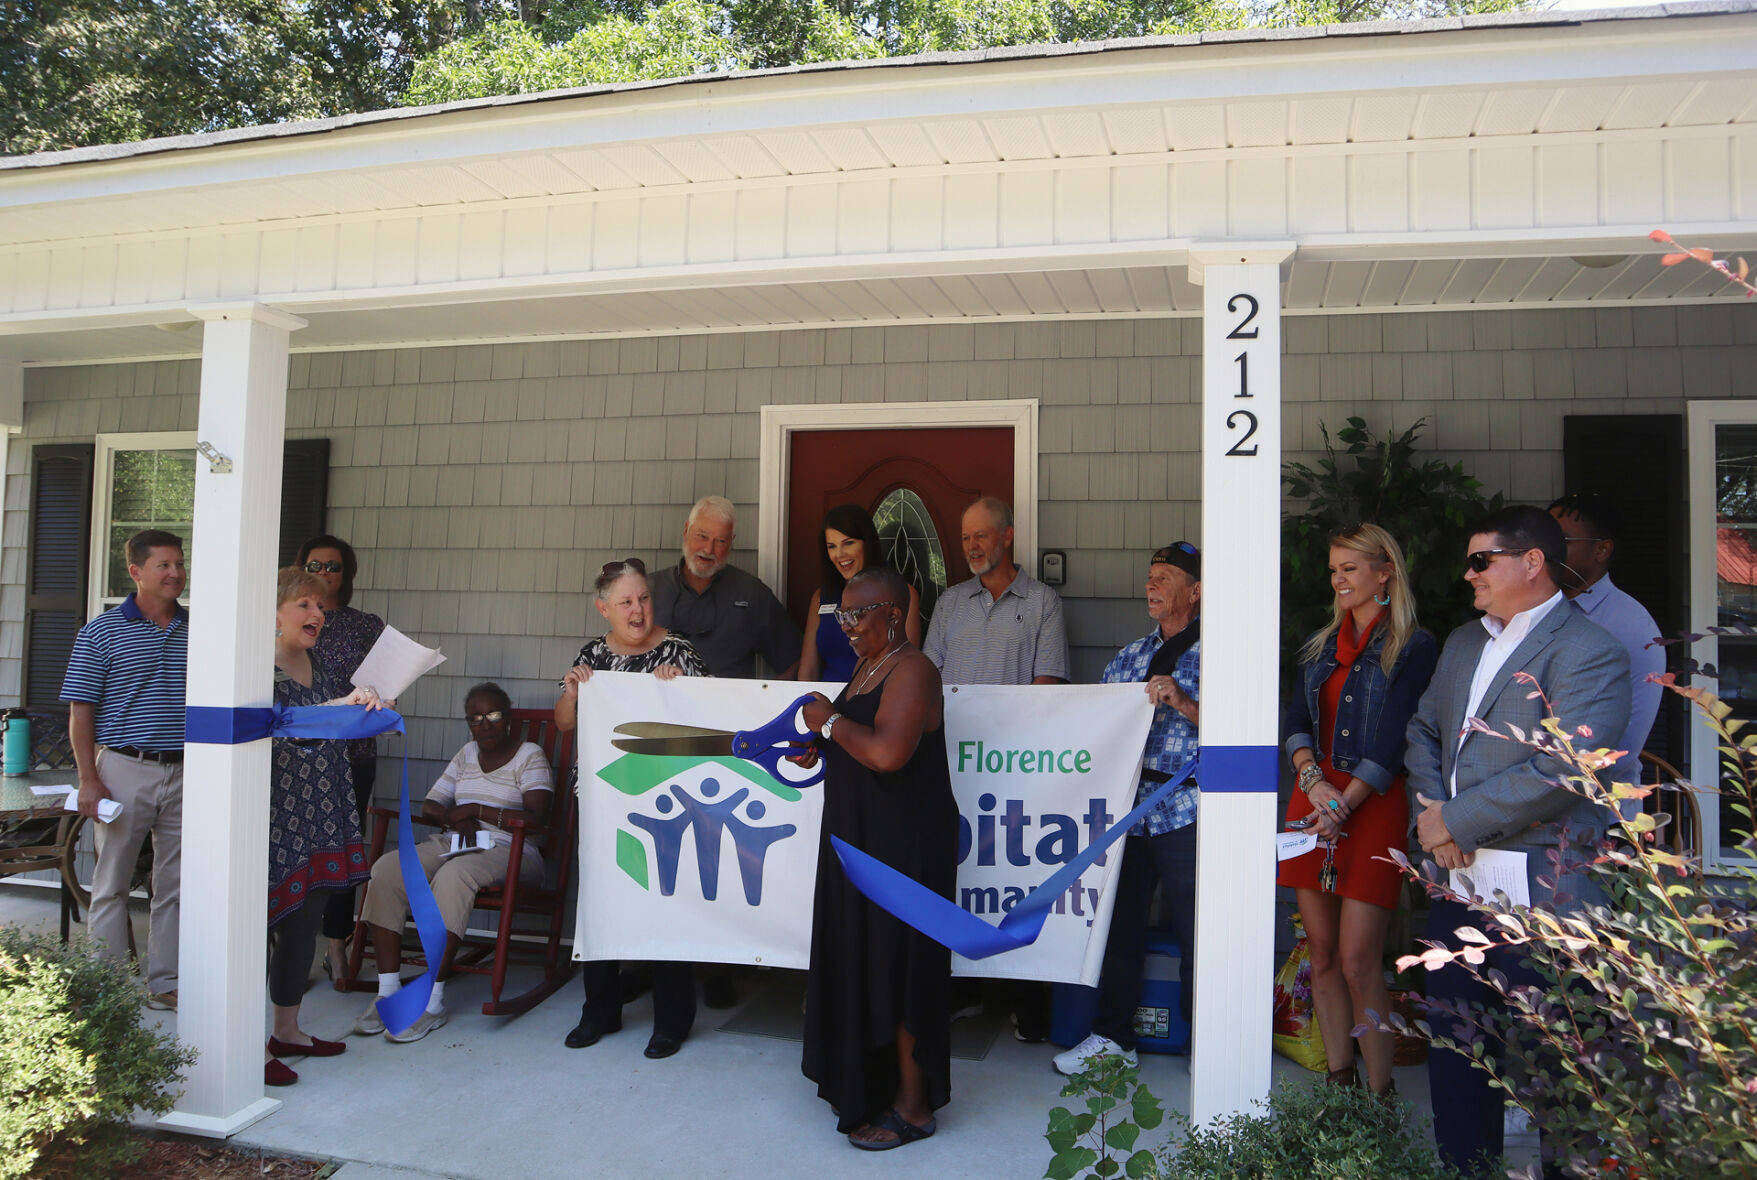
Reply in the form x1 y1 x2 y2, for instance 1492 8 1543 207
1277 614 1409 909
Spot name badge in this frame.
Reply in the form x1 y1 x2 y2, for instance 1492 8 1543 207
817 603 837 615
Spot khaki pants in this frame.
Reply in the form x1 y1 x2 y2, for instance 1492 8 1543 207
361 833 542 938
89 749 183 994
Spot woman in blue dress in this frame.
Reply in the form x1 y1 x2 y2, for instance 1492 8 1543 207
797 504 921 684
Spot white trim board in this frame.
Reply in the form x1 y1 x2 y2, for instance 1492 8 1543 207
755 399 1038 607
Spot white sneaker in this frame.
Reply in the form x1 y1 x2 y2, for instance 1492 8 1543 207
1052 1033 1137 1076
352 997 386 1037
385 1006 449 1044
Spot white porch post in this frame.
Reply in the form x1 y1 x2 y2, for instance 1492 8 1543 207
1187 244 1293 1124
160 303 305 1138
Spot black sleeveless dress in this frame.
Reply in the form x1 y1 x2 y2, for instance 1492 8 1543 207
802 670 957 1133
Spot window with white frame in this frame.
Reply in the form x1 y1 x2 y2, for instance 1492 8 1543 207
1687 402 1757 870
87 433 195 621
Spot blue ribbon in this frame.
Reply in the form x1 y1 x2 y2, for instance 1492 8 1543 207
831 758 1197 959
186 703 446 1036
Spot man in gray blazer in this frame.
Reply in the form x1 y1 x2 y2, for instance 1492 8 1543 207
1405 504 1630 1177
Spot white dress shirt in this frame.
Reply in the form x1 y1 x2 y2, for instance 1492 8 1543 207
1452 590 1565 796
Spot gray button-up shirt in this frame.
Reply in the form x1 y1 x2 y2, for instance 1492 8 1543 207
922 567 1070 685
649 560 800 679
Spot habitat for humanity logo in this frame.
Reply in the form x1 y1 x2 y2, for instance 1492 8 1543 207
597 753 798 904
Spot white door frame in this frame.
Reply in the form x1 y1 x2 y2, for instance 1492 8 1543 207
755 399 1039 607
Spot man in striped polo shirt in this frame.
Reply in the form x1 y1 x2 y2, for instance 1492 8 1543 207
923 496 1069 1040
62 529 189 1010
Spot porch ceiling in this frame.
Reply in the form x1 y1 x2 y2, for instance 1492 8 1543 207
5 250 1752 365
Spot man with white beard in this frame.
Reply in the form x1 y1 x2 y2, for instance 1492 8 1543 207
648 495 800 681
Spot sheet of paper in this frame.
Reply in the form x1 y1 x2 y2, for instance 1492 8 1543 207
442 830 494 858
1449 847 1530 907
1275 831 1319 861
61 793 122 823
348 625 445 702
29 783 75 796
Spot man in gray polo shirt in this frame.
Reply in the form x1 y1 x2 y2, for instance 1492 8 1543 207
649 496 800 681
924 497 1070 686
924 496 1069 1038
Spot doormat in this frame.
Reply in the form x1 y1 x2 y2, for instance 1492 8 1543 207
718 974 1003 1061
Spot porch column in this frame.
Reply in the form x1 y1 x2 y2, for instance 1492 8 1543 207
160 303 305 1138
1187 244 1293 1124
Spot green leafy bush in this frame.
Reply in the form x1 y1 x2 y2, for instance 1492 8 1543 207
0 926 194 1179
1389 674 1757 1177
1157 1081 1465 1180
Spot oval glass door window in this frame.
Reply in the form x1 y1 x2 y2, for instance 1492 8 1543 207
873 488 947 622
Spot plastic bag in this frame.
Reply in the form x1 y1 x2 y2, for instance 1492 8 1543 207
1271 926 1329 1072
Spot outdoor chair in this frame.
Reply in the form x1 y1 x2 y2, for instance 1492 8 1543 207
344 708 578 1016
1640 749 1702 877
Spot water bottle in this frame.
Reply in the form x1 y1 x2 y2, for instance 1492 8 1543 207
3 710 29 775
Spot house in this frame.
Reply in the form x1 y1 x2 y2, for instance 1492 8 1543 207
2 0 1754 1136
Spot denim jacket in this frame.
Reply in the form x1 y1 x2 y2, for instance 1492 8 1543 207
1282 623 1439 795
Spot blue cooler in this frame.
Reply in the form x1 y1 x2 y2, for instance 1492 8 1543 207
1132 933 1189 1054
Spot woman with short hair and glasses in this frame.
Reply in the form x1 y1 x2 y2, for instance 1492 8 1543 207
556 557 708 1059
1279 523 1438 1096
295 534 390 988
350 681 553 1045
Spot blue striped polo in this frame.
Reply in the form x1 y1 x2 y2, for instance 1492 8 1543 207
60 594 189 751
922 567 1070 685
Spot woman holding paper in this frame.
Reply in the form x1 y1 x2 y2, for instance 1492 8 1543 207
794 565 956 1151
797 504 922 684
267 566 383 1086
351 681 553 1045
296 534 389 988
1279 524 1438 1096
556 557 708 1059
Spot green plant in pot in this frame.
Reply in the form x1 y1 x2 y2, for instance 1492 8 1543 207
1281 416 1503 674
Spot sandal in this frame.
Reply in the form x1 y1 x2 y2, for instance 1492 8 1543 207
848 1109 936 1151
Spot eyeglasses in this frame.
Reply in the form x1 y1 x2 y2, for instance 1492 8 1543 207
833 602 895 628
600 557 646 578
465 710 507 726
302 560 344 574
1562 536 1605 545
1465 548 1532 573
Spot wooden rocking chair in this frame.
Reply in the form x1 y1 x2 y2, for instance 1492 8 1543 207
344 709 577 1016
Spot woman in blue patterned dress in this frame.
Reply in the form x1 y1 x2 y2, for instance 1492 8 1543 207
797 504 921 685
296 534 389 987
266 566 383 1086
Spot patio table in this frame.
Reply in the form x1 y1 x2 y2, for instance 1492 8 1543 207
0 770 88 941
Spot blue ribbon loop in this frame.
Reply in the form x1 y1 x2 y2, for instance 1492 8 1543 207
831 758 1198 960
186 702 446 1036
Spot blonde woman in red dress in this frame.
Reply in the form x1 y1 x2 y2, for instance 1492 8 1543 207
1279 523 1438 1095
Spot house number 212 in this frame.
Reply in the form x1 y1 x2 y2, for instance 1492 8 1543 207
1224 293 1259 457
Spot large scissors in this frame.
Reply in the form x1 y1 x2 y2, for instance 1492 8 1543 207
610 692 825 787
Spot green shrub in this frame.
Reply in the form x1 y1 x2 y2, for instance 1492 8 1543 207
1157 1081 1467 1180
0 925 195 1179
1045 1052 1165 1180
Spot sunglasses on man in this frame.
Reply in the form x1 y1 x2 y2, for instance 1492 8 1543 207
1464 547 1531 574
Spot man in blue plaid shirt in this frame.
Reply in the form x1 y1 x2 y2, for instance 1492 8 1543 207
1054 542 1201 1075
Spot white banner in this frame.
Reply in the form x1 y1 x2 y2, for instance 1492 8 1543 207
573 673 1153 985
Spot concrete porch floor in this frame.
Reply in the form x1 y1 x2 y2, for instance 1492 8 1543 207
2 883 1464 1179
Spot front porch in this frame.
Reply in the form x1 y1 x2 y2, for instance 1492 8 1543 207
0 884 1443 1178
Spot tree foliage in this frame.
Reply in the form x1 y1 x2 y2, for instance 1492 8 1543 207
2 0 1537 153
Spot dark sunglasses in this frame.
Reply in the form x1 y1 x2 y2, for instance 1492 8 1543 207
1464 548 1531 574
600 557 646 578
302 560 344 574
466 710 507 726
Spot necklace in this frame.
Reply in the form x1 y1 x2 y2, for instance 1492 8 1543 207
856 641 908 693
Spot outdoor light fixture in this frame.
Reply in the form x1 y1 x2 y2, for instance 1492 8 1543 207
195 441 233 474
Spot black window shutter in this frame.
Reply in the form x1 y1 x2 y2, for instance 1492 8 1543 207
278 439 330 567
24 444 94 706
1561 414 1685 761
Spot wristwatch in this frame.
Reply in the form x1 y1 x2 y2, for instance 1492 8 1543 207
821 713 842 741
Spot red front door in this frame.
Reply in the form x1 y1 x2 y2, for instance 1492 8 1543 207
786 427 1014 630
